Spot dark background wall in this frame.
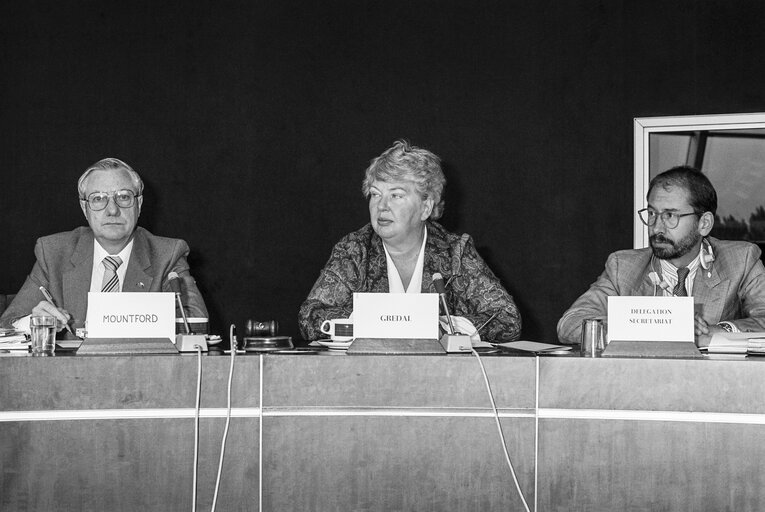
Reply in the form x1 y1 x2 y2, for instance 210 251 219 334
2 1 764 342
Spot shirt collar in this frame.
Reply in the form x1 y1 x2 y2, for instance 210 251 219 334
383 228 428 293
658 244 702 281
93 238 135 268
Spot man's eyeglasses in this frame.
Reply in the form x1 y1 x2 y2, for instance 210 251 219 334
637 208 699 229
81 190 141 211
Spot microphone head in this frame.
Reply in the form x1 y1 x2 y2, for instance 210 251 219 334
168 271 180 281
432 272 447 294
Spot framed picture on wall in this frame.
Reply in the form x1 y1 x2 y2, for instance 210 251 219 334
634 112 765 251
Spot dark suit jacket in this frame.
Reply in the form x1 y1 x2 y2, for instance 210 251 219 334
557 237 765 344
298 221 521 342
0 226 208 329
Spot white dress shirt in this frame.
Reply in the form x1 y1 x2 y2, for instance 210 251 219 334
383 229 427 293
89 239 135 292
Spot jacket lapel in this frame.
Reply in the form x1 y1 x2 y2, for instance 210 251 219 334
636 270 658 297
692 264 726 322
421 223 454 293
123 228 154 292
63 229 95 326
366 233 389 293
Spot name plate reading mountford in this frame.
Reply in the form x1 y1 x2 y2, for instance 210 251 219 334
86 292 175 340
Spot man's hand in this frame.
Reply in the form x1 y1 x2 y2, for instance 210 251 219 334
694 314 726 348
31 300 72 332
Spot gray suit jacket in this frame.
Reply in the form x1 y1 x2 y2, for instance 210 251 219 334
0 226 208 330
557 237 765 344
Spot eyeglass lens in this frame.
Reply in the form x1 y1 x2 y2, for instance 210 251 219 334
87 190 136 210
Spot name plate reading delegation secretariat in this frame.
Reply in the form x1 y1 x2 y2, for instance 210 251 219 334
607 296 694 343
86 292 175 340
353 292 439 339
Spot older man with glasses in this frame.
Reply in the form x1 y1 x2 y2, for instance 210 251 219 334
0 158 207 333
557 165 765 348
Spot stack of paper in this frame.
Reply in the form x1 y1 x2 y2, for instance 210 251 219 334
0 328 29 350
708 332 765 354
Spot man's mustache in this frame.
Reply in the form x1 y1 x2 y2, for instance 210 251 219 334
650 234 673 246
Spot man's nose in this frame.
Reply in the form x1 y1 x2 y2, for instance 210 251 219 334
104 196 120 215
650 219 666 235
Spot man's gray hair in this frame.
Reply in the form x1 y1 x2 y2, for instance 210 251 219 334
77 158 144 198
361 140 446 220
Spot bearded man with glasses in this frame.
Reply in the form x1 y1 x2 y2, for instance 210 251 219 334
557 165 765 348
0 158 207 333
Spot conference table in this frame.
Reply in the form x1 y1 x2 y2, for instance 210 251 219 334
1 344 764 511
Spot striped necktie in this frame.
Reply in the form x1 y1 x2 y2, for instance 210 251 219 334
673 267 689 296
101 256 123 293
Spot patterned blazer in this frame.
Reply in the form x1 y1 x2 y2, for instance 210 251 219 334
557 237 765 344
298 221 521 341
0 226 208 329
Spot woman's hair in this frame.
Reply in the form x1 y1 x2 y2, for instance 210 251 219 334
361 140 446 220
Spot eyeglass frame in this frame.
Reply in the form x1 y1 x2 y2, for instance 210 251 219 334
80 189 142 211
637 207 701 229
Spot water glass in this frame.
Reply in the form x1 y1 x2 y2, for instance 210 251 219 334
30 315 56 356
580 318 606 357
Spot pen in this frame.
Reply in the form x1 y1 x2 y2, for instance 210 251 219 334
476 311 499 333
38 286 75 336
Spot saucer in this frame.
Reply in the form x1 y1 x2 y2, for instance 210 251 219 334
316 339 353 351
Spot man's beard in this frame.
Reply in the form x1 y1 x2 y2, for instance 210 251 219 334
650 231 702 260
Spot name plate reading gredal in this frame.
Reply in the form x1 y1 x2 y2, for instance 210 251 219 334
353 292 439 339
86 292 175 340
608 296 694 342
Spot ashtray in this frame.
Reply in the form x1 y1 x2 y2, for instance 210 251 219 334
243 336 294 352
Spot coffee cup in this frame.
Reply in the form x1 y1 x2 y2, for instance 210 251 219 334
320 318 354 342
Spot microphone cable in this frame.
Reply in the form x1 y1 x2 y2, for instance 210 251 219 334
192 344 203 511
470 347 531 512
210 324 237 511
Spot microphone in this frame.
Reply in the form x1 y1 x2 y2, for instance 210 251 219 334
432 273 455 335
168 271 207 352
648 268 671 295
168 272 191 334
432 273 471 353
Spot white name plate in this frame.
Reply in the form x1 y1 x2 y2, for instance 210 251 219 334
353 292 439 339
86 292 175 340
608 296 694 342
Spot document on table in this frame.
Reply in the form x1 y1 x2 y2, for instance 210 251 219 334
707 332 765 354
0 329 29 350
495 340 572 353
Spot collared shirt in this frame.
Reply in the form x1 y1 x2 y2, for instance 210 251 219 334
382 228 427 293
659 248 702 296
89 239 135 292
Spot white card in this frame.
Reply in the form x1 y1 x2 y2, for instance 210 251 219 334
353 292 439 339
86 292 175 340
608 296 694 342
